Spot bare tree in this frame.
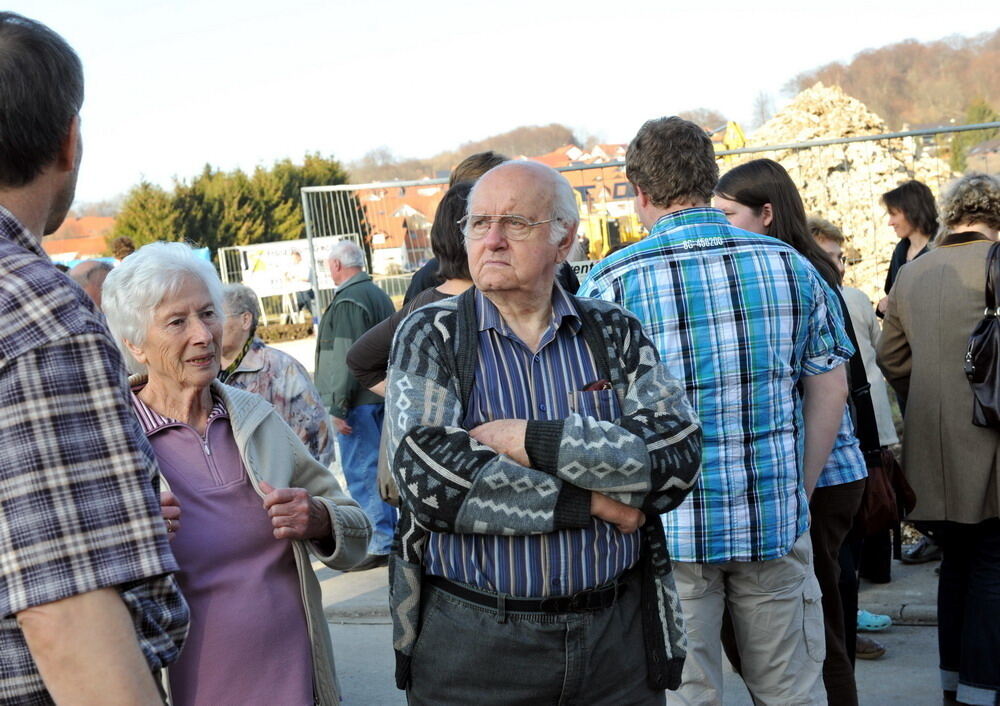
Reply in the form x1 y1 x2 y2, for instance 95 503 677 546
751 91 776 129
677 108 728 131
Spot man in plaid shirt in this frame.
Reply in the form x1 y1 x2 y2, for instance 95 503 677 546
580 117 852 704
0 13 189 703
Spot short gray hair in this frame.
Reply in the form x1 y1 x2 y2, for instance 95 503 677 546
222 282 261 329
328 239 366 269
465 160 579 246
939 172 1000 231
102 241 225 375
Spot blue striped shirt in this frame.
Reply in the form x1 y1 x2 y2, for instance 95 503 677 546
816 408 867 488
580 208 854 563
422 287 640 596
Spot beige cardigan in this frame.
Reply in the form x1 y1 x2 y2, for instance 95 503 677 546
133 377 372 705
877 233 1000 523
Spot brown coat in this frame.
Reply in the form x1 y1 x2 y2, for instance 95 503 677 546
877 232 1000 523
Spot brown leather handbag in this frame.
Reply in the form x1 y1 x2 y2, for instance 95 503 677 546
833 289 916 552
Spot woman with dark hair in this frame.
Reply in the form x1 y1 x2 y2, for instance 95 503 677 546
347 181 475 397
714 158 867 706
878 180 938 314
714 158 840 287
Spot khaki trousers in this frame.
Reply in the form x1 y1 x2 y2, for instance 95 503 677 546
667 531 827 706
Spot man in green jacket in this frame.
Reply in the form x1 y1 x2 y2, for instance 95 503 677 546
316 240 396 568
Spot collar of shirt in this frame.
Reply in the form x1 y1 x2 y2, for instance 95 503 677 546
474 285 582 345
648 207 736 243
0 203 47 259
131 384 229 434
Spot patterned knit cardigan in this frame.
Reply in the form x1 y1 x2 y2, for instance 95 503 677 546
384 288 703 691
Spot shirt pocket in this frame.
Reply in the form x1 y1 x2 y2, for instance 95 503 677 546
569 389 621 423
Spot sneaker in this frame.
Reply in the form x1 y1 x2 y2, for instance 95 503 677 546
901 536 942 564
856 635 886 660
857 609 892 632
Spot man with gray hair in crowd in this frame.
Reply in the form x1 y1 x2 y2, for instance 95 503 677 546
316 239 396 570
384 160 702 704
0 12 188 703
220 282 336 468
68 258 113 310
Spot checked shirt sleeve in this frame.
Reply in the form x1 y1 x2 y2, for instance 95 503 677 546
0 332 187 669
523 308 702 515
385 310 592 537
0 334 181 615
802 271 855 376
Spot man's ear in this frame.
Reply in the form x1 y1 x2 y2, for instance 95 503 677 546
555 224 577 263
56 115 81 172
241 311 253 332
634 184 650 210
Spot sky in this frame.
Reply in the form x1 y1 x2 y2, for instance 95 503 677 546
14 0 1000 204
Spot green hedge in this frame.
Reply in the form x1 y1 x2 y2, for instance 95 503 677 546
258 323 313 344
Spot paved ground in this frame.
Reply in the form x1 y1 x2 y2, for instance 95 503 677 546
277 337 943 704
317 557 942 705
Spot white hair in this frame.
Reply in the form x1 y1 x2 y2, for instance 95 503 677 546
328 239 366 269
465 161 580 246
102 241 225 375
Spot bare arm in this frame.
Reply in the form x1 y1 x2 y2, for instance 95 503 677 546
18 588 161 705
801 365 849 498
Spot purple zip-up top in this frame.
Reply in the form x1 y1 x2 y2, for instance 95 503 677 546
132 387 313 705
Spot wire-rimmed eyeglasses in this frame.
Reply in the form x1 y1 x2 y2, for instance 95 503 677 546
457 214 559 240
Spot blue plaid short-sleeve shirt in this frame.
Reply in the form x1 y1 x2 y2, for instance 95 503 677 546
580 208 853 563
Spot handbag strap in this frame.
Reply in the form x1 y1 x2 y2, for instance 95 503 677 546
830 287 882 454
986 242 1000 312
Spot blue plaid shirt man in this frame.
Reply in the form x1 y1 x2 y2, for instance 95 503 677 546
0 206 189 702
580 208 854 564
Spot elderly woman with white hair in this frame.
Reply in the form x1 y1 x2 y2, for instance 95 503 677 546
102 241 371 706
879 172 1000 706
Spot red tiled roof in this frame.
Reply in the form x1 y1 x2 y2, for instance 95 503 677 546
42 216 115 258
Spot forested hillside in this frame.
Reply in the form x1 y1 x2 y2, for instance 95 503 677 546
788 29 1000 128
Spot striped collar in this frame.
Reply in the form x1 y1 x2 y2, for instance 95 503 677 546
650 207 732 236
474 285 581 337
130 381 228 434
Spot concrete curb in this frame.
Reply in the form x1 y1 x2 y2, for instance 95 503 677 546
324 603 390 621
865 602 937 626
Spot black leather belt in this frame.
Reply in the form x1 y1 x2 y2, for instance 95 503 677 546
425 573 625 614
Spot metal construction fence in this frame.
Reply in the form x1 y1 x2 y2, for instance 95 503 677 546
301 122 1000 305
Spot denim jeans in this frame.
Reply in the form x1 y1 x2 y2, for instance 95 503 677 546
337 403 396 555
928 518 1000 706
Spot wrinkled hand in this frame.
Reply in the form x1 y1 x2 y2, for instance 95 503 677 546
469 419 529 466
332 416 352 435
259 480 332 541
591 492 645 534
160 491 181 541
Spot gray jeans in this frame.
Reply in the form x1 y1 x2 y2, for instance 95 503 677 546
407 568 664 706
